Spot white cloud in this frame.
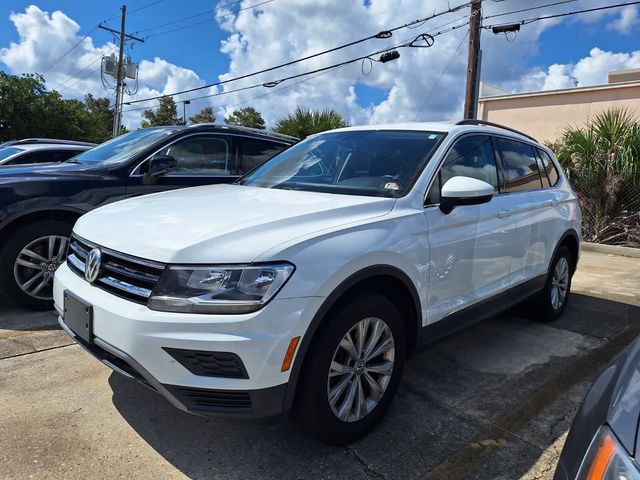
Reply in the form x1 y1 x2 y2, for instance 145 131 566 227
609 5 639 34
0 5 212 129
2 1 640 132
514 47 640 92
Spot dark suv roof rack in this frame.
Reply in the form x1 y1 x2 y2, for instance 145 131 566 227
187 123 299 142
455 119 538 143
9 138 96 146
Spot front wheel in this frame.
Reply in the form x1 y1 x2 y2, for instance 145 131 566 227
0 220 72 310
293 293 405 444
536 245 573 322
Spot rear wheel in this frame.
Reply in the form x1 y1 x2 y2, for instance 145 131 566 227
535 246 573 322
293 293 405 444
0 221 72 310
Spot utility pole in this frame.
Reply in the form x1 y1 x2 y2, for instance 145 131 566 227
99 6 144 137
464 0 482 119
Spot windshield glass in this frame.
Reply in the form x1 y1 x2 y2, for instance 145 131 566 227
240 130 445 197
71 127 177 165
0 146 22 162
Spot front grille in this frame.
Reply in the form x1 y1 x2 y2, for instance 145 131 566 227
163 348 249 379
67 234 165 304
169 386 252 411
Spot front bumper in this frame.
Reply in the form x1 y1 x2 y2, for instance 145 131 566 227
54 262 324 420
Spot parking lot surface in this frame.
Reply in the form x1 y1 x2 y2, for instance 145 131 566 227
1 250 639 480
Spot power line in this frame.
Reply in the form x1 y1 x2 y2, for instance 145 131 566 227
145 0 275 39
414 30 468 121
52 47 117 91
483 0 640 29
128 0 166 15
40 26 99 75
122 1 473 106
484 0 577 20
121 22 469 114
135 0 245 34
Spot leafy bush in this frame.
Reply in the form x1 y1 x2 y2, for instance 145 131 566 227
548 108 640 247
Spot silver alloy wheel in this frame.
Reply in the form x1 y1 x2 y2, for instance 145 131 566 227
327 317 395 423
13 235 68 300
550 257 569 310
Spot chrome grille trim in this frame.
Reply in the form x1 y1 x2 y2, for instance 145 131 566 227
67 234 165 304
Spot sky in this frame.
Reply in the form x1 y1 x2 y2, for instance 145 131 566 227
0 0 639 130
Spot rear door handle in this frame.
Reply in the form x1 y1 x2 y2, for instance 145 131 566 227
497 209 513 218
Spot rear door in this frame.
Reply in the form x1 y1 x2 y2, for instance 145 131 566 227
493 137 561 285
424 134 518 323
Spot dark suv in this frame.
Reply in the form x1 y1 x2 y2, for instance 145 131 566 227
0 124 296 310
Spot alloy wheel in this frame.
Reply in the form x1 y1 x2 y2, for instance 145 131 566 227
550 257 569 310
13 235 68 301
327 317 395 423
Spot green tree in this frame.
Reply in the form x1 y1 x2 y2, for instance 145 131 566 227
83 94 113 143
140 96 182 128
189 106 216 124
0 72 48 141
273 107 348 139
225 106 265 129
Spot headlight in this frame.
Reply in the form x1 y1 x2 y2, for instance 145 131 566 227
578 425 640 480
148 263 295 314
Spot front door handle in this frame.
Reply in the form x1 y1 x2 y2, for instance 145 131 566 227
497 209 513 218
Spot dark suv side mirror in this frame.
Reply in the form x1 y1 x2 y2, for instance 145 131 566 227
142 155 177 185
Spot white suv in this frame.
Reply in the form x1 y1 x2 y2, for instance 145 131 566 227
54 120 581 444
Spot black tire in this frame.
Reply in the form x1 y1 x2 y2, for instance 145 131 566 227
293 292 406 445
535 245 573 322
0 220 73 310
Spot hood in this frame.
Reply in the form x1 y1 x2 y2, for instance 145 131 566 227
74 184 395 263
0 161 105 182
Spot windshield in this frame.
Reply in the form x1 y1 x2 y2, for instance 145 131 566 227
71 127 177 165
240 130 445 197
0 146 22 162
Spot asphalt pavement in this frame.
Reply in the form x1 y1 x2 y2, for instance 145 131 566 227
1 249 639 480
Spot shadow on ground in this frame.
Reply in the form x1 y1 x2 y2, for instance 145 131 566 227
108 294 640 480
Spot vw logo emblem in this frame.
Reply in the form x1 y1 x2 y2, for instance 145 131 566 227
85 248 102 283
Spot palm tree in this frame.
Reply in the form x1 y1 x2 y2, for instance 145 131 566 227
274 107 348 139
548 107 640 246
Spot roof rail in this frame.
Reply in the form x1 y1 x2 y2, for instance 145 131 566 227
455 119 538 143
187 123 299 142
10 138 96 146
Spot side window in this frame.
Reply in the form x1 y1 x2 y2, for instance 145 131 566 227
494 138 543 192
155 136 231 175
240 139 288 175
536 148 560 187
426 135 498 204
7 150 58 165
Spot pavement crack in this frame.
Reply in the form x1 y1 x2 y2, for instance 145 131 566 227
0 342 75 360
345 446 387 480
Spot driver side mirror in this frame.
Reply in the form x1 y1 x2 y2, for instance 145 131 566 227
142 155 177 185
439 176 494 214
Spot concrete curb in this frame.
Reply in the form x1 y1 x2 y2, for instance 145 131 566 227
583 242 640 258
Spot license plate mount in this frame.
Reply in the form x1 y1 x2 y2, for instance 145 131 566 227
63 291 93 344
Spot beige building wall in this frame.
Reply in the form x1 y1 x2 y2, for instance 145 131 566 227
478 82 640 144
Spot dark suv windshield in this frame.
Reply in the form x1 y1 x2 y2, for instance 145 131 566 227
71 127 177 165
240 130 445 197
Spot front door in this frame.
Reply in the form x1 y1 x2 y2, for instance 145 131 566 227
126 133 238 198
423 134 517 324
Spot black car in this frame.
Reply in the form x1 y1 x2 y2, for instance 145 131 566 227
554 335 640 479
0 124 296 310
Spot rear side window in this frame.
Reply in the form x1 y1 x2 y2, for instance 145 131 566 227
536 148 560 187
240 139 288 175
494 138 543 192
427 135 498 204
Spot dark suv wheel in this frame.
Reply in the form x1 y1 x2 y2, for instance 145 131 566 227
0 220 72 310
293 292 405 444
